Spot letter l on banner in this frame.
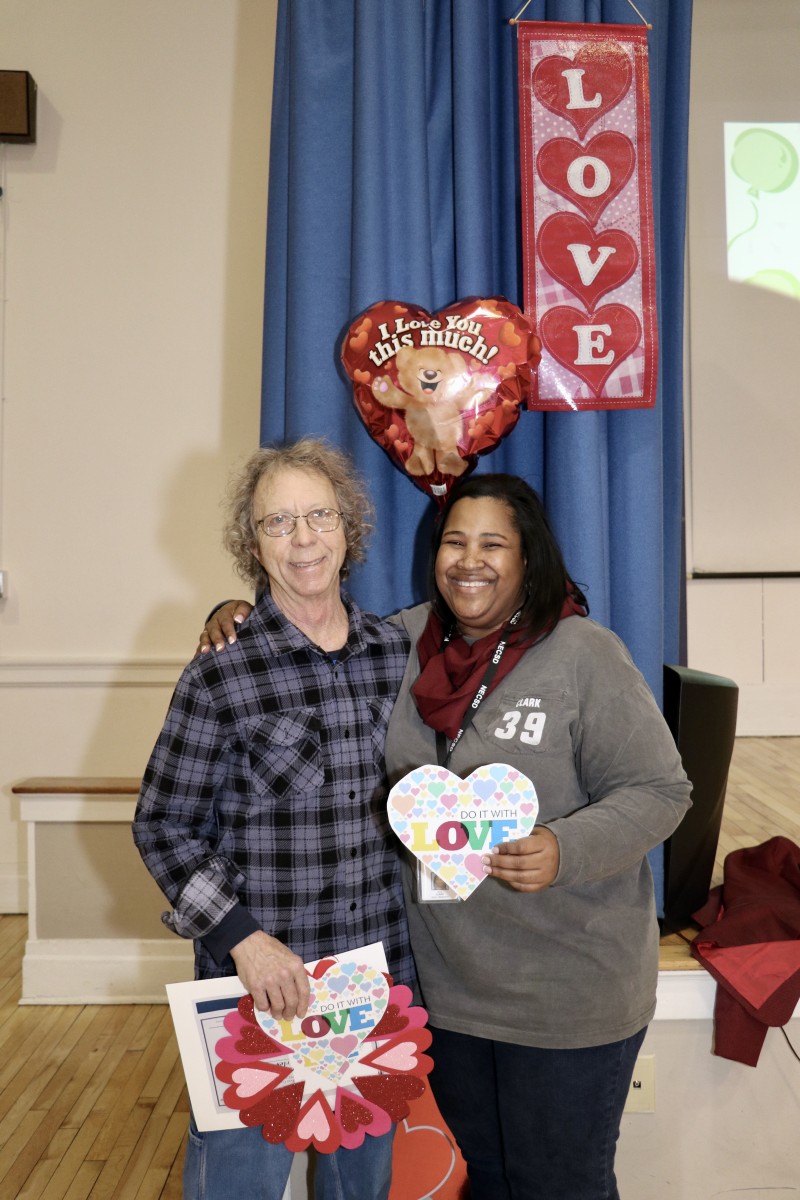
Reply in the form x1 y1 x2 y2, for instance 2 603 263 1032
517 22 657 411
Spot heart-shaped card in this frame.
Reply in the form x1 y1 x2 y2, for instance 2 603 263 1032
388 763 538 900
214 977 432 1152
251 961 390 1093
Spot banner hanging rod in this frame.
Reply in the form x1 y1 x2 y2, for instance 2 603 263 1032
509 1 652 30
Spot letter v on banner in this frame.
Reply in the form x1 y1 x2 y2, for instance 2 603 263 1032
517 22 657 410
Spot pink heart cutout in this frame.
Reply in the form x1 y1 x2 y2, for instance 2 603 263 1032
232 1066 282 1098
369 1040 421 1073
330 1035 359 1058
297 1096 333 1142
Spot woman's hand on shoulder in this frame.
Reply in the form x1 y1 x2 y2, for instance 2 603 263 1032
195 600 253 656
481 827 560 893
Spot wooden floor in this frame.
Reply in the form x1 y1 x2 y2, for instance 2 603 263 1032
1 737 798 1199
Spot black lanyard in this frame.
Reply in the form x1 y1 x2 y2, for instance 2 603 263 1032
436 609 522 768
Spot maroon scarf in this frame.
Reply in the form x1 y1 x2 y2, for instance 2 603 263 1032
412 592 586 739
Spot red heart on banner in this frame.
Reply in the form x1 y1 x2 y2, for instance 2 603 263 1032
540 303 641 397
341 298 540 505
537 132 635 225
537 212 638 309
532 41 632 138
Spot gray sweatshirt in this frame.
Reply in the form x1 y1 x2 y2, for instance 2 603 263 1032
384 604 692 1050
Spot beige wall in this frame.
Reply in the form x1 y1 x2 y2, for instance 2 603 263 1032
684 0 800 733
0 0 277 910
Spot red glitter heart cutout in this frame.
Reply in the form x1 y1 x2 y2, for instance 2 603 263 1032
354 1074 426 1122
338 1093 375 1133
240 1083 305 1142
235 1023 286 1058
370 1003 410 1040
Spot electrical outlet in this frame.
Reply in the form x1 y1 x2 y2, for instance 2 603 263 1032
625 1054 655 1113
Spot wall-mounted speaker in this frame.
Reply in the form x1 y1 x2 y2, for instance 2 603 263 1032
0 71 37 143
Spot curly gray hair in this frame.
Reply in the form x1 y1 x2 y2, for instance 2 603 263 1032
222 439 375 591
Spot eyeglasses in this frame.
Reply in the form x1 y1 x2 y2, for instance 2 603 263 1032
256 508 343 537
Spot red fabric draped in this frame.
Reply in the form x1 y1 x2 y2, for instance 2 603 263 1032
412 594 586 739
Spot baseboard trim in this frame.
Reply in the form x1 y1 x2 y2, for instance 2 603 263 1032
735 685 800 736
20 937 195 1004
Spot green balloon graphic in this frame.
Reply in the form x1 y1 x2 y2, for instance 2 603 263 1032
745 269 800 299
732 127 799 196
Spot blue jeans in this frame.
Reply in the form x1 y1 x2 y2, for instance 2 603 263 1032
183 1114 395 1200
428 1024 647 1200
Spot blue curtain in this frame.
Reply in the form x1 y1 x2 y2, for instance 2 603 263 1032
261 0 692 698
261 0 692 910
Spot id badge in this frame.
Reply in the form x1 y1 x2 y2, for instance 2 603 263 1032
416 859 461 903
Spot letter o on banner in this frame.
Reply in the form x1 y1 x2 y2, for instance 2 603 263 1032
567 155 611 197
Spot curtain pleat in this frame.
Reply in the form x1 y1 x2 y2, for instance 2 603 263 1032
260 0 692 702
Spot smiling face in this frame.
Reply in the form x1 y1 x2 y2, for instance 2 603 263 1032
435 496 527 639
252 467 347 616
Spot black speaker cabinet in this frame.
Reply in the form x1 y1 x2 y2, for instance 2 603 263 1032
660 664 739 934
0 71 37 143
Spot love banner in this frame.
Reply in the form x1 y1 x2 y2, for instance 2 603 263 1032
517 22 657 411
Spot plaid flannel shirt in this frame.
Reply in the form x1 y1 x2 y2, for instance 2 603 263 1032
133 590 416 986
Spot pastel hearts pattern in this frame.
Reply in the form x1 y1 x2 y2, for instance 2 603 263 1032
532 41 632 138
253 961 389 1090
388 763 538 899
539 304 642 397
537 132 635 225
537 212 638 309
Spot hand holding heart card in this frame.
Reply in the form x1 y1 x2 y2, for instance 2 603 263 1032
213 960 432 1152
341 297 540 504
388 763 539 900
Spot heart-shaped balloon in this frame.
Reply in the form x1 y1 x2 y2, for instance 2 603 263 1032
537 212 638 310
387 763 538 900
251 960 390 1093
532 40 632 138
540 303 642 397
341 297 540 505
